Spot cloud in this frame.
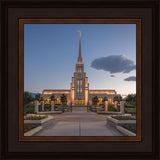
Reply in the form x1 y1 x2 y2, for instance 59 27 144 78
91 55 136 74
124 76 136 81
110 75 115 77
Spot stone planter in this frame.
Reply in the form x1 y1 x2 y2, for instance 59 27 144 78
107 115 136 127
24 126 42 136
24 115 54 136
38 111 63 115
106 115 136 136
116 126 136 136
97 111 122 115
24 115 53 125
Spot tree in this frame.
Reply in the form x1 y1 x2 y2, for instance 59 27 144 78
24 91 34 105
39 96 44 102
126 94 136 104
113 95 122 102
92 96 99 106
61 94 67 105
102 97 108 103
50 94 55 101
35 94 42 101
133 94 136 103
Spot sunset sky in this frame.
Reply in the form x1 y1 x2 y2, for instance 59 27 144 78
24 24 136 95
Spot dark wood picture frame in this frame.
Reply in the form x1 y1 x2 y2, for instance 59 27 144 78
0 0 159 159
19 18 141 142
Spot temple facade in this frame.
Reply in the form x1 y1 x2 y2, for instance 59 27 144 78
41 31 117 105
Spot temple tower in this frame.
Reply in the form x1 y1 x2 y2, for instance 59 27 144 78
70 31 89 106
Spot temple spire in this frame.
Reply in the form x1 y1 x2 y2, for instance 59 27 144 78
77 30 82 64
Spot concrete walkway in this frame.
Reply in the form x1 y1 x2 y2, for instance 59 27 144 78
34 112 124 136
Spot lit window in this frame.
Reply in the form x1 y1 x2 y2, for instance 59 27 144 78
80 80 82 86
98 98 102 104
57 98 61 104
77 68 82 73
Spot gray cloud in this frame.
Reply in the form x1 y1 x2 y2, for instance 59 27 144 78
124 76 136 81
110 75 115 77
91 55 136 74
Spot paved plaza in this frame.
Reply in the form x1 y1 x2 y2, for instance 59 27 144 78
34 112 125 136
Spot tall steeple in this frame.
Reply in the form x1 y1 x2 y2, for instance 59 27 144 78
77 30 82 64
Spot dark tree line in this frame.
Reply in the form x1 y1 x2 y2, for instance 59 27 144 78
24 92 34 105
24 91 68 105
125 94 136 104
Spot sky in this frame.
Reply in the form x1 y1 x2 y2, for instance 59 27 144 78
24 24 136 95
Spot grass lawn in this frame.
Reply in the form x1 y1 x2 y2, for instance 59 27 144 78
125 107 136 113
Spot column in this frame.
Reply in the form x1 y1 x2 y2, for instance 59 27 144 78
105 101 109 111
41 101 44 111
85 77 89 106
120 101 125 114
71 77 75 105
51 101 55 111
34 100 39 113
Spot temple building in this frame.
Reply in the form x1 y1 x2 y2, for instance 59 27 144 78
41 31 117 105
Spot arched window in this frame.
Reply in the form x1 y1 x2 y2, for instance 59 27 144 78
56 97 61 104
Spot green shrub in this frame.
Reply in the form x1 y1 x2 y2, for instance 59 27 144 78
125 107 136 113
109 107 117 112
108 104 114 108
44 104 51 111
24 92 34 105
116 105 120 112
125 104 136 108
92 96 99 105
38 105 42 112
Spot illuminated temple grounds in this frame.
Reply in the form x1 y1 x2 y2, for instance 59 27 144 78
41 31 118 106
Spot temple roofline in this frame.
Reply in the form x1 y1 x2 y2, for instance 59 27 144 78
42 89 70 94
42 89 116 92
43 89 70 91
89 89 116 91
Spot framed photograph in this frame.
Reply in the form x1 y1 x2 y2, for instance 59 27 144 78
19 19 141 141
1 0 159 159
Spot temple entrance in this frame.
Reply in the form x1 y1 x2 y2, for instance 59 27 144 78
75 99 85 106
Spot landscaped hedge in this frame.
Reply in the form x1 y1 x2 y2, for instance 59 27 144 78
124 104 136 114
117 105 120 112
125 107 136 114
39 105 42 112
108 104 114 108
108 107 117 112
125 104 136 108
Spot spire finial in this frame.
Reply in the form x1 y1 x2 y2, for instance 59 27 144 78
77 30 82 64
78 30 81 37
